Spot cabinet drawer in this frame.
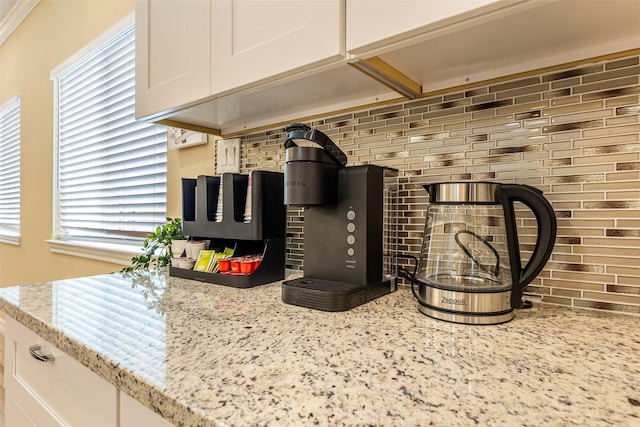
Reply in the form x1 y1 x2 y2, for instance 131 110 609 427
5 317 117 427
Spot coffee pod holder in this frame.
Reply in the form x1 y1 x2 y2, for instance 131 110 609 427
169 171 286 288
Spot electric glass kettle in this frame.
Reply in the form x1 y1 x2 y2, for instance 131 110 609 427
415 182 557 324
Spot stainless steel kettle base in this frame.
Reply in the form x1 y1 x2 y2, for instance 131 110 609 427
417 304 515 325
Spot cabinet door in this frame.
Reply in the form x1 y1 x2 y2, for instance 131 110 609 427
4 317 118 427
135 0 211 119
347 0 500 53
211 0 345 96
5 395 40 427
120 391 175 427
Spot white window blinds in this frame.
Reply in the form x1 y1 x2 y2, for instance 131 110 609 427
0 96 21 240
54 24 167 245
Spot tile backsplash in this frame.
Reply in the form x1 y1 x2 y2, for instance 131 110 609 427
237 53 640 315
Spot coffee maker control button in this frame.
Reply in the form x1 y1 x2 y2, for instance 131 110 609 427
347 235 355 245
347 223 355 232
346 210 356 220
347 248 355 256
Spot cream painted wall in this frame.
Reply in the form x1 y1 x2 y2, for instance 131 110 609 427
0 0 215 287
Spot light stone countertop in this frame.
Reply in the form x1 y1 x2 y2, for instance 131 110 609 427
0 269 639 427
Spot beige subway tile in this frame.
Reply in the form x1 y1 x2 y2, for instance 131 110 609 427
583 236 640 248
379 123 409 134
552 288 582 298
496 169 547 180
607 264 640 276
550 183 582 192
573 244 640 257
516 93 542 104
617 276 640 286
551 271 612 286
582 66 640 84
548 201 582 210
574 208 640 219
557 218 614 227
575 133 639 148
617 219 640 228
576 152 638 166
550 76 581 89
551 109 612 125
551 130 582 141
544 141 574 152
550 253 583 263
352 134 385 146
405 126 443 137
498 101 549 116
424 107 466 120
444 122 467 132
574 76 639 94
573 299 640 314
406 148 429 159
550 95 581 106
356 154 376 162
582 123 640 138
542 100 604 117
557 227 605 237
605 190 640 200
370 145 402 154
490 127 543 143
496 83 550 100
551 148 583 159
552 163 615 175
490 77 541 92
464 165 492 174
604 170 640 181
606 56 640 70
541 296 573 306
430 112 472 126
523 150 550 161
583 291 640 305
605 94 639 107
467 114 514 128
523 118 549 129
472 93 495 103
607 115 639 126
584 181 640 192
583 254 639 266
471 109 497 120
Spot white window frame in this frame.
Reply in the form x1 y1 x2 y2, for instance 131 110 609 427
47 12 166 265
0 95 21 245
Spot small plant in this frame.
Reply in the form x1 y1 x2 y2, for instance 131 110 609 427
122 217 186 273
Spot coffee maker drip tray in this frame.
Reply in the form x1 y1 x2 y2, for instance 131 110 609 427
282 278 395 312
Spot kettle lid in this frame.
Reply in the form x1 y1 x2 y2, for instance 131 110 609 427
426 182 501 204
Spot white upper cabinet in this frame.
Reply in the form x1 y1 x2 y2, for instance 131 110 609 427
135 0 640 134
135 0 211 120
210 0 345 97
346 0 501 54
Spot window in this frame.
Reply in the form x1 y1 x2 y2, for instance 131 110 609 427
0 96 21 245
50 21 167 262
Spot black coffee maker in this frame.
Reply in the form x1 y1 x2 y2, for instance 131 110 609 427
281 123 399 311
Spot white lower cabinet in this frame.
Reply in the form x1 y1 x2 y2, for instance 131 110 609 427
120 391 174 427
4 317 174 427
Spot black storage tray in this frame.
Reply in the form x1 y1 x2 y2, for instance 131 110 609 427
169 238 285 288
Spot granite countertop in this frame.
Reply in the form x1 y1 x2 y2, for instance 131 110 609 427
0 269 639 427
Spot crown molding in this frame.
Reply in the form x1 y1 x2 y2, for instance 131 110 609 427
0 0 39 46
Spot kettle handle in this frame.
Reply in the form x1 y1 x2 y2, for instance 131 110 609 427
501 184 557 308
